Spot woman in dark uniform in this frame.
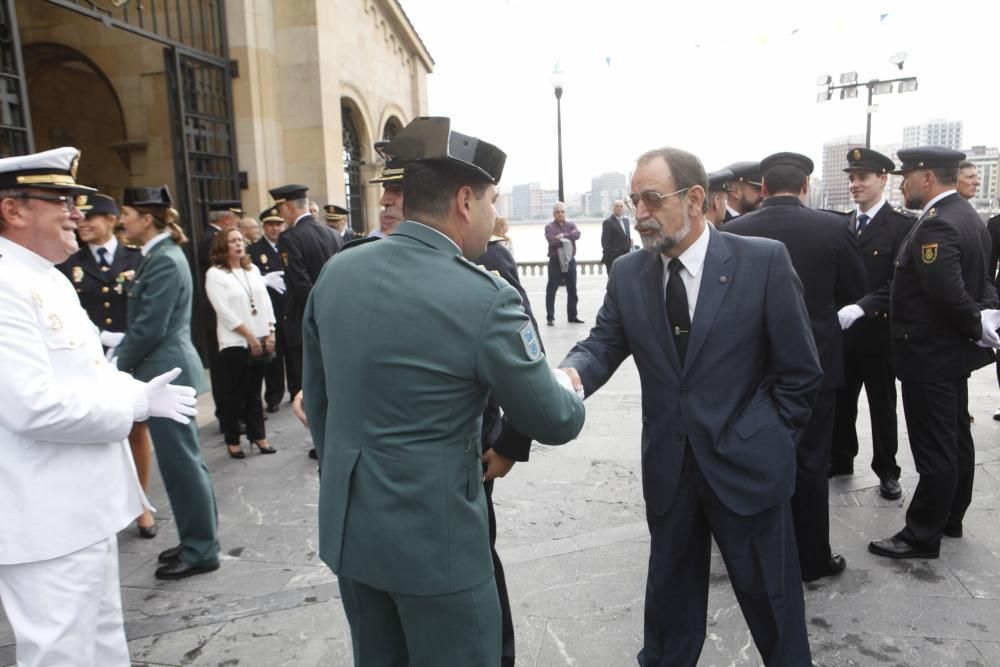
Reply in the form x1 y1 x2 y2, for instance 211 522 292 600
57 193 157 538
114 186 221 580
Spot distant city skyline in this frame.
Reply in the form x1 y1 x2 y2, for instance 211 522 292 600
401 1 1000 196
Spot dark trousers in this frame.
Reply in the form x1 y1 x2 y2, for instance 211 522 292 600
639 446 810 667
338 574 500 667
545 257 578 322
898 378 975 547
791 389 835 581
219 346 267 446
484 477 515 667
264 324 287 409
146 416 219 566
286 343 303 399
205 328 224 420
831 347 900 479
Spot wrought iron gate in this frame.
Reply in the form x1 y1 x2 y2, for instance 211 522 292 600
342 105 365 234
0 0 31 156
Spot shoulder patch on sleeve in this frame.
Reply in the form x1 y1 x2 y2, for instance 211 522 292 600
518 321 542 361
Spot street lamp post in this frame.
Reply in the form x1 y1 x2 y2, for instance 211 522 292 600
551 65 565 203
816 53 918 148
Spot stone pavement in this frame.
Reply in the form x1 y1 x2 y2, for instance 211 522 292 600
5 273 1000 666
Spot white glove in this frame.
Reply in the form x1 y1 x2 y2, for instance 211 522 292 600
837 304 865 330
143 368 198 424
551 368 585 400
100 330 125 348
263 270 286 294
978 309 1000 348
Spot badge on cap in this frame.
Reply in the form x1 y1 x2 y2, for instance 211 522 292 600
921 243 938 264
852 149 861 161
519 322 541 361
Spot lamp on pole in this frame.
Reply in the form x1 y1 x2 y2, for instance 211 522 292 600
816 52 918 148
551 65 565 203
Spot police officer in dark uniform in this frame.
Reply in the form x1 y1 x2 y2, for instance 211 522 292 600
868 147 1000 559
199 200 243 430
726 151 868 582
722 160 762 221
830 148 914 500
705 168 734 227
323 204 355 242
249 207 287 413
270 183 342 453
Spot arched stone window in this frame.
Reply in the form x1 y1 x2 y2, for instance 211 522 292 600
342 104 365 233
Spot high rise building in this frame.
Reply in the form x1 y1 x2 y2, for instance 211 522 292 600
510 182 560 219
590 172 628 218
902 119 963 150
821 135 865 212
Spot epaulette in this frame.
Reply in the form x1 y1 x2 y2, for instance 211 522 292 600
455 254 503 287
487 235 505 244
342 236 379 251
892 206 917 219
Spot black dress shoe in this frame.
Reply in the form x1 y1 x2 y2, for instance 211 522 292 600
879 477 903 500
868 536 939 559
266 404 280 414
158 544 183 563
546 319 554 326
155 560 220 580
308 448 318 460
943 523 963 538
138 522 158 539
568 318 585 324
802 554 846 582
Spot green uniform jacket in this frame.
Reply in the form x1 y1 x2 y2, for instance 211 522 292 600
116 237 207 394
302 220 585 596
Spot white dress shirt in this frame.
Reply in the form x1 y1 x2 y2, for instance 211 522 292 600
920 189 957 218
855 199 887 231
141 232 170 256
0 236 148 564
89 236 118 265
661 223 711 322
205 264 276 349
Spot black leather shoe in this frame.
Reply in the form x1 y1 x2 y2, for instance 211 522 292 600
943 523 963 538
568 318 585 324
138 522 158 539
546 319 554 326
802 554 846 582
868 536 939 559
158 544 183 563
155 560 220 580
879 477 903 500
266 404 280 414
828 462 853 478
308 448 318 460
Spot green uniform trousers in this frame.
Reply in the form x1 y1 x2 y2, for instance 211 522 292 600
147 416 219 565
338 574 500 667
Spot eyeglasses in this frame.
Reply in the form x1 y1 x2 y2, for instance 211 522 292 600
626 187 689 213
11 193 83 213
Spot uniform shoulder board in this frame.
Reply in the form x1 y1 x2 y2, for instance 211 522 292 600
455 254 504 287
893 207 917 219
341 236 380 251
124 243 141 250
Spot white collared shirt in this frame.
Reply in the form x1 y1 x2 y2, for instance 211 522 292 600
661 223 710 321
854 199 886 232
292 212 310 228
89 237 119 266
726 205 740 219
920 189 957 218
141 232 170 257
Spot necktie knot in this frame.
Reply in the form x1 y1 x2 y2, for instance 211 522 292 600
668 257 684 275
97 247 110 269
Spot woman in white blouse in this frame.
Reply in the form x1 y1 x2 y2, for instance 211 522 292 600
205 227 277 458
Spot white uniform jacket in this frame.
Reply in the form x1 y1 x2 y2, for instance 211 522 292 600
0 236 149 565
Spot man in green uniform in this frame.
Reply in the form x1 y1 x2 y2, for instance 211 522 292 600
302 117 586 667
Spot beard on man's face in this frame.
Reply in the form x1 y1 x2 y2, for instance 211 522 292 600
635 209 692 254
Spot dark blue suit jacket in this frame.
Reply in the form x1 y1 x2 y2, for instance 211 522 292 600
562 225 823 516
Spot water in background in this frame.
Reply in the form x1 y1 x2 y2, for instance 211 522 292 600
505 220 610 263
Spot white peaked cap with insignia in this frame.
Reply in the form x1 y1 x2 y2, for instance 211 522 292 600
0 146 95 194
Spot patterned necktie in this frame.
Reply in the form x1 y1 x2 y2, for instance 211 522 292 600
97 247 111 270
856 213 870 236
665 257 690 364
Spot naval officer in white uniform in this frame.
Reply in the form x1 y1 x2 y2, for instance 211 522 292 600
0 147 198 667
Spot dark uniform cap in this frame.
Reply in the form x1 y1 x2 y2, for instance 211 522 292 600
0 146 95 195
760 151 814 176
725 161 762 186
208 199 243 215
123 185 173 207
259 206 284 224
268 184 309 204
382 116 506 184
843 147 895 175
324 204 349 221
370 140 406 184
707 168 735 192
79 192 120 218
893 146 966 175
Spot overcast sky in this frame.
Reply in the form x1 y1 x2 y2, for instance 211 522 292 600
399 0 999 196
